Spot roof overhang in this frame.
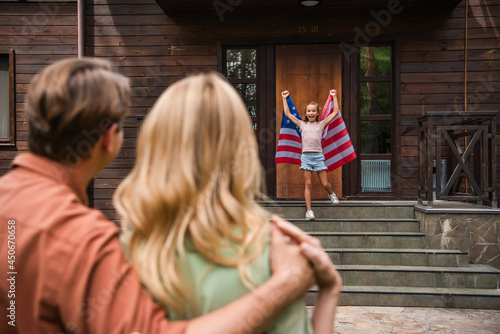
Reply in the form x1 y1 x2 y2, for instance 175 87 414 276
155 0 462 16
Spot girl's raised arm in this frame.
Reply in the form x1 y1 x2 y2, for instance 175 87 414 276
282 90 302 128
323 89 340 128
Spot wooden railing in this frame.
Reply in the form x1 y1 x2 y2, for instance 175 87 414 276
417 111 498 208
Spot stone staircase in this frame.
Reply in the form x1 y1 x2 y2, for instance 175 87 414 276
265 201 500 309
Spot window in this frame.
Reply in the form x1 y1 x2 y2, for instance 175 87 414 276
223 48 258 130
220 45 277 197
359 46 393 192
0 50 15 146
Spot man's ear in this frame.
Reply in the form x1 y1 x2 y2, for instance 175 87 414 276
100 123 119 153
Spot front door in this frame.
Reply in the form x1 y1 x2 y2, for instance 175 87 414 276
221 43 396 200
275 44 342 199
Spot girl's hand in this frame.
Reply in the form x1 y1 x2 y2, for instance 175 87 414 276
329 89 337 97
282 90 289 99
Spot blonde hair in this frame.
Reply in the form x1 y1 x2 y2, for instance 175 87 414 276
26 57 130 164
304 101 320 123
113 72 269 317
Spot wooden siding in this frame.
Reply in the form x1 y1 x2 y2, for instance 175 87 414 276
0 1 78 162
398 0 500 199
0 0 499 220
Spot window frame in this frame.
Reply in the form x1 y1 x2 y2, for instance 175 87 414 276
357 44 396 194
0 49 15 147
221 46 260 131
218 42 277 197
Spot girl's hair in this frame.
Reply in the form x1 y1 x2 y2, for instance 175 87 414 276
113 72 269 317
304 101 320 123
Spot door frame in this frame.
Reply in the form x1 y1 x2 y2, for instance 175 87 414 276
218 39 401 200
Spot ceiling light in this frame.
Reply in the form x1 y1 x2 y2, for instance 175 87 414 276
299 0 321 7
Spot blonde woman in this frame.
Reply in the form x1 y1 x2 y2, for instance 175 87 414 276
114 72 342 333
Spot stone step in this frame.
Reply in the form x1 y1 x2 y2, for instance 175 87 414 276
290 218 420 232
336 265 500 289
311 231 426 249
326 248 469 267
263 201 416 219
269 200 500 309
307 286 500 309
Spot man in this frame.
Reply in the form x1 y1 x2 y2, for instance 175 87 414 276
0 58 341 333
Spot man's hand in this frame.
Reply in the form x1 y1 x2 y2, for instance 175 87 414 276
271 215 342 292
269 222 314 295
301 242 342 292
329 89 337 97
272 215 342 334
281 90 289 99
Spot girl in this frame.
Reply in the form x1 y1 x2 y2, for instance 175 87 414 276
114 73 341 333
282 89 341 220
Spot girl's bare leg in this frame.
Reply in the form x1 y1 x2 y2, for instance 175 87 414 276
317 170 333 195
304 170 313 211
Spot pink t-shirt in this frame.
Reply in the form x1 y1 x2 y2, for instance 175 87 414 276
300 121 324 153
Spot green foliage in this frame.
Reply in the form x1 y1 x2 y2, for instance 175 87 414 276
226 49 257 118
226 49 257 79
360 46 391 77
359 46 392 154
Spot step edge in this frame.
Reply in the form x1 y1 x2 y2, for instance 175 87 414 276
336 264 500 273
324 248 468 254
262 201 417 207
310 232 425 236
309 286 500 296
289 218 419 222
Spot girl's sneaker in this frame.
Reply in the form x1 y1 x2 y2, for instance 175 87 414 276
329 193 339 205
305 210 315 220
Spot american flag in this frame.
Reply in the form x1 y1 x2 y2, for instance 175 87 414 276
275 94 356 172
275 95 302 165
320 94 357 172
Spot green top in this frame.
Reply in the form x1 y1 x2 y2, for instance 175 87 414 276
120 231 313 333
170 234 313 334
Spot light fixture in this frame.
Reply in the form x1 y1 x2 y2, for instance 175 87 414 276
299 0 321 7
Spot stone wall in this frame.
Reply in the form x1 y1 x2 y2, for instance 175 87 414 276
415 205 500 269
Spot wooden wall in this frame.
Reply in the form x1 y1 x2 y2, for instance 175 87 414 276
0 2 78 173
0 0 498 219
398 0 500 199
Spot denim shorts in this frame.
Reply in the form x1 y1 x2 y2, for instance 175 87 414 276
300 152 327 172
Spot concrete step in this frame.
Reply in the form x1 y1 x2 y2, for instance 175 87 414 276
270 200 500 309
326 248 469 267
337 265 500 289
307 286 500 309
290 218 420 232
311 231 426 249
263 201 416 219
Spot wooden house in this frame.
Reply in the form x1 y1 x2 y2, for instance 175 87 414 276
0 0 499 222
